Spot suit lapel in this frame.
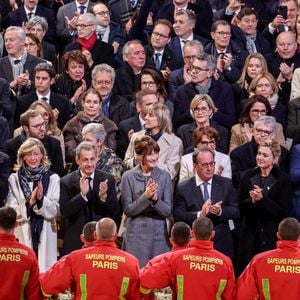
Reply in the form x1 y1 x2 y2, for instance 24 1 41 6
2 58 13 82
191 177 205 208
210 175 221 205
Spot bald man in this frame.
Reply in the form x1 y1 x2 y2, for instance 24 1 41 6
40 218 140 299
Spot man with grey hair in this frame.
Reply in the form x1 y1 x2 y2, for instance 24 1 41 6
172 53 236 130
0 26 43 127
230 115 289 187
64 13 115 69
114 39 146 102
60 141 120 255
92 63 130 126
82 122 124 198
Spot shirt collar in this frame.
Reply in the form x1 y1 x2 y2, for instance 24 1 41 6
24 6 37 15
79 170 95 180
76 0 89 9
195 172 213 187
36 90 51 100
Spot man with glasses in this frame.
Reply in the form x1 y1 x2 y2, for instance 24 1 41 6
64 13 115 68
172 53 236 129
230 115 289 188
91 63 130 126
145 19 181 75
4 109 65 176
174 147 239 258
92 2 125 67
205 20 247 84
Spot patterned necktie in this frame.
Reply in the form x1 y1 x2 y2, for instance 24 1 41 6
78 5 85 14
153 53 161 70
203 182 209 202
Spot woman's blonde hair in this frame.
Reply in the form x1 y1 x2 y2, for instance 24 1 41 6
148 103 172 134
15 138 51 171
237 53 268 88
248 72 279 95
190 94 217 119
258 140 281 161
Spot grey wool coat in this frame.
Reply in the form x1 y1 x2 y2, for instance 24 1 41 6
121 165 172 267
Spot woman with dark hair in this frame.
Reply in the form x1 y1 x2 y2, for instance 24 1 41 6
230 95 285 152
237 140 292 274
54 50 91 110
24 33 42 58
63 88 118 162
121 136 172 267
7 138 60 272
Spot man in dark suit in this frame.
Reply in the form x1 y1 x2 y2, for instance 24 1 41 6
0 78 12 123
4 109 65 177
116 90 158 159
16 63 72 129
174 148 239 258
168 9 208 67
91 63 130 127
64 13 115 69
0 151 9 207
172 53 236 130
60 141 121 255
145 19 182 74
6 0 56 44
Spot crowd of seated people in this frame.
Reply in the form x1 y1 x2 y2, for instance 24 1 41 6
1 0 300 285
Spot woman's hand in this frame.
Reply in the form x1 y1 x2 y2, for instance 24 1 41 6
249 185 263 203
144 178 158 201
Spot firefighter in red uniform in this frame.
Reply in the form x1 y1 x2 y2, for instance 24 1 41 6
0 206 41 300
40 217 140 299
140 216 235 300
142 221 191 300
235 217 300 300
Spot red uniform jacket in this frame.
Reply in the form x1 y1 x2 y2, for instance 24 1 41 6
40 240 140 299
140 240 235 300
0 233 40 300
235 240 300 300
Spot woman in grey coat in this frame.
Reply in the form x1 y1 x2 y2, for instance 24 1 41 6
121 136 172 267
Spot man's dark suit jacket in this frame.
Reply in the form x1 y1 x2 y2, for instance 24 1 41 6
172 80 236 130
4 134 65 177
167 67 184 98
60 169 121 255
145 44 182 71
230 138 289 188
0 151 9 207
108 94 131 126
116 114 142 159
42 41 56 67
16 91 72 129
6 5 56 43
64 39 115 69
174 175 240 258
0 77 12 121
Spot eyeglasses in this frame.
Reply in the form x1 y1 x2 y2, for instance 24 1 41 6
193 107 209 114
95 11 111 17
141 81 155 87
197 161 215 169
190 65 209 73
152 31 169 39
250 109 266 115
215 31 231 37
199 140 216 146
184 55 197 61
255 128 272 136
30 122 46 129
95 80 112 86
77 23 94 29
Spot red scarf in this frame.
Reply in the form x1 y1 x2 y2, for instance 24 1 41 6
77 32 97 52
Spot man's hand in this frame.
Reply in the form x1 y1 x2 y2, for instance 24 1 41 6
200 199 212 217
16 70 30 87
99 179 108 201
65 13 79 33
80 175 90 197
183 64 192 84
227 0 243 13
279 62 294 81
209 201 223 215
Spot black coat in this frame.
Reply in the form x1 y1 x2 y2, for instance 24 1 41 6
174 175 240 258
60 169 120 255
16 91 72 129
108 94 131 126
0 151 9 207
237 166 292 273
230 138 289 188
4 134 65 177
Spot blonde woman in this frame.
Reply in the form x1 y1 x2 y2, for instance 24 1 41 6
7 138 60 272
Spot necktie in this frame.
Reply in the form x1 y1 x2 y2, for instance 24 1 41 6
28 12 34 19
86 177 93 221
78 5 85 14
153 53 161 70
203 182 209 202
14 59 21 65
41 97 48 101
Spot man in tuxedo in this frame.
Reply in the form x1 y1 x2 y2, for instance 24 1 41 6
16 63 72 129
116 90 158 158
6 0 56 43
174 147 239 258
60 141 120 255
4 109 65 177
